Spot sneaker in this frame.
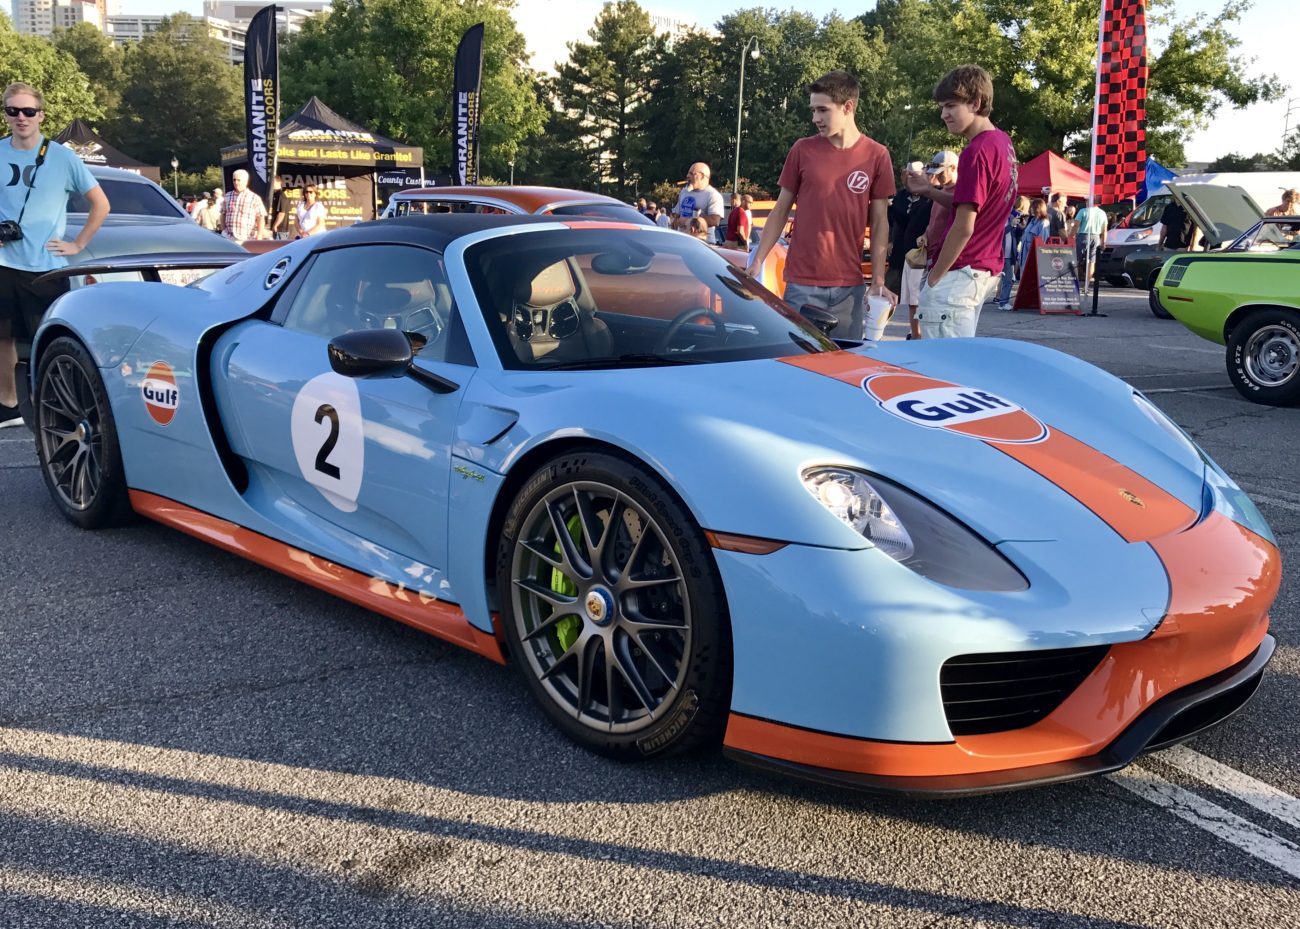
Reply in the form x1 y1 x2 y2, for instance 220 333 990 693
0 403 23 429
997 303 1012 312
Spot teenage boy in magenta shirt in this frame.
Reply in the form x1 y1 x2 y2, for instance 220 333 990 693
907 64 1018 339
749 70 895 341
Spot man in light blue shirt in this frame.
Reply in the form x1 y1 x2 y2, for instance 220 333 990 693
1074 202 1108 285
0 82 109 427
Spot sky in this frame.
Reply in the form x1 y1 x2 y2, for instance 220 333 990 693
132 0 1293 165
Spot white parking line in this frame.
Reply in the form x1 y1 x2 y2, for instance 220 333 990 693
1109 767 1300 880
1156 746 1300 831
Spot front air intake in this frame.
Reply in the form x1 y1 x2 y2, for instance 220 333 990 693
940 645 1110 736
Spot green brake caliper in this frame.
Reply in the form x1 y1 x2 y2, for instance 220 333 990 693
551 514 583 652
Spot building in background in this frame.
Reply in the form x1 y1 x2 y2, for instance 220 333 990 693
12 0 108 35
106 13 247 63
203 0 329 33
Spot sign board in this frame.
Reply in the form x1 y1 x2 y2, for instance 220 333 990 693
1013 238 1081 314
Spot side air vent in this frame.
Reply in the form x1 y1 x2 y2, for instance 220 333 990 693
940 645 1110 736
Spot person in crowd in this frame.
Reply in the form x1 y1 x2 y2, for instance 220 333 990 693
907 65 1016 339
636 197 648 215
1265 188 1300 216
295 184 328 237
654 203 671 227
885 169 921 296
220 169 266 241
724 191 751 248
748 70 896 340
268 176 293 240
901 153 959 337
672 163 724 240
196 189 221 232
1073 200 1108 286
1064 203 1078 240
1158 197 1195 251
686 215 711 242
995 195 1031 311
1047 192 1067 239
1020 198 1050 273
0 81 110 428
644 201 660 224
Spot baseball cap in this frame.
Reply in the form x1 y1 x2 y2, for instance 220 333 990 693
924 151 959 173
212 187 223 196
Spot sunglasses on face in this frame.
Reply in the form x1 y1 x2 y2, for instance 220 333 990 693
4 106 41 118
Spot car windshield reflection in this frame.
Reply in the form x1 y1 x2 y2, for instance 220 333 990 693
464 228 836 370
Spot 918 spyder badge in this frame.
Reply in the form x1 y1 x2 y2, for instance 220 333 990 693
864 373 1048 444
141 362 179 426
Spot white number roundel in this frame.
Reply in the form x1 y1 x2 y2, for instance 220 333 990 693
290 373 364 512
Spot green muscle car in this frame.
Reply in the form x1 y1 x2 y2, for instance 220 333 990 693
1154 211 1300 405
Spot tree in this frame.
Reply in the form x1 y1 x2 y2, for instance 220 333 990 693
1205 151 1283 171
281 0 545 179
52 23 124 116
0 16 100 130
553 0 659 197
110 15 244 170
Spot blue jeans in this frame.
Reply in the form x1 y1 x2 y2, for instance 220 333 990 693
995 255 1017 306
783 281 866 340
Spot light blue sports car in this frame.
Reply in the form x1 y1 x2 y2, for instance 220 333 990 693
21 214 1281 795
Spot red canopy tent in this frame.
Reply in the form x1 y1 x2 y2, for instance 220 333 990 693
1017 151 1091 200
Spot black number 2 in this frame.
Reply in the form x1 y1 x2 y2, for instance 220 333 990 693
313 404 341 479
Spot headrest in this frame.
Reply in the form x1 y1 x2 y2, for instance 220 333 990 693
365 286 411 314
515 261 576 307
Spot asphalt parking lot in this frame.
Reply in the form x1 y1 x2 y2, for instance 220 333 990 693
1 286 1297 927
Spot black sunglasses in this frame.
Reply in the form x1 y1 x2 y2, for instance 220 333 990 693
4 106 41 118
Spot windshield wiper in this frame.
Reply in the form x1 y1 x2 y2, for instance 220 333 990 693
537 353 705 371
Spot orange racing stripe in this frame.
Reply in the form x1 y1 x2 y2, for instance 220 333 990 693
129 490 506 664
778 351 1197 542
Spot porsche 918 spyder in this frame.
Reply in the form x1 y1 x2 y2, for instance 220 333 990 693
20 213 1280 796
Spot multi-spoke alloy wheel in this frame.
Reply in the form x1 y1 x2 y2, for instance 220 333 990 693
35 337 131 528
499 451 731 759
1228 310 1300 407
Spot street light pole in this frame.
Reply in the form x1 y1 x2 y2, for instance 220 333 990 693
509 159 515 185
170 155 179 199
732 37 760 196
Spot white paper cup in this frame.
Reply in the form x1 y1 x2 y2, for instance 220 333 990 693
864 294 893 340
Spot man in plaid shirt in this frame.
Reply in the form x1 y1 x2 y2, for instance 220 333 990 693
220 168 267 241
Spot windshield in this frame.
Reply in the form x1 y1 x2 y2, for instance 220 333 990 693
1127 196 1166 229
547 203 654 225
464 228 836 370
68 178 186 218
1229 218 1300 251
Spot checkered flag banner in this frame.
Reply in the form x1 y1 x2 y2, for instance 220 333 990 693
1092 0 1148 204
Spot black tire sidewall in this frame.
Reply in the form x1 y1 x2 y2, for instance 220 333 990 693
35 336 132 528
497 449 732 760
1227 310 1300 406
1149 287 1173 319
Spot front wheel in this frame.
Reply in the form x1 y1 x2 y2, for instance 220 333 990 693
35 336 132 527
497 450 732 760
1227 309 1300 406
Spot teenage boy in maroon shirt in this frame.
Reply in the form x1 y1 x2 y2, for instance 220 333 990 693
907 64 1017 339
749 70 895 340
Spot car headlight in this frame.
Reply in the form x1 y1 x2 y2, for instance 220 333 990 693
802 467 1028 592
1131 227 1153 241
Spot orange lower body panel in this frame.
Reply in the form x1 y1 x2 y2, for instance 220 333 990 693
129 490 506 664
725 511 1279 780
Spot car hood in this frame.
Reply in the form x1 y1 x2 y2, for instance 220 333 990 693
1166 182 1263 249
487 339 1207 549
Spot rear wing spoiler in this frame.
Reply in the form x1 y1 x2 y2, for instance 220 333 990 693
34 251 251 285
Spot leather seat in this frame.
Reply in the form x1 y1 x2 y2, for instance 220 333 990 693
511 260 612 363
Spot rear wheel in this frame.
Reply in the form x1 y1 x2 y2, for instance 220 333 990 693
1105 275 1128 288
1149 282 1174 320
497 450 732 759
1227 309 1300 406
35 336 132 527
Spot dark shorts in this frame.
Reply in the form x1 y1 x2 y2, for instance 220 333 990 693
1076 233 1101 267
0 264 69 341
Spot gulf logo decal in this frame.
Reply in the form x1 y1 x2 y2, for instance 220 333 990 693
864 372 1048 444
141 362 179 426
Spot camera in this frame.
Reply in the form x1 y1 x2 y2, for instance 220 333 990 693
0 220 23 242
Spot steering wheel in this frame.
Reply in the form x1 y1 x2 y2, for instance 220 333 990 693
655 307 724 354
